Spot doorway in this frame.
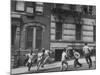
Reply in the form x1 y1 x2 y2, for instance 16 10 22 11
55 49 64 61
26 26 42 50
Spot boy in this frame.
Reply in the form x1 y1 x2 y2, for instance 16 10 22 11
41 49 50 67
73 49 82 68
83 43 92 68
37 48 45 71
60 48 68 71
26 51 34 71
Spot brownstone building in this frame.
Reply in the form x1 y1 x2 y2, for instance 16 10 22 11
11 0 96 68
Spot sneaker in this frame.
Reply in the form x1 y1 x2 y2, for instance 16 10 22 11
41 65 44 68
89 64 92 69
80 64 82 67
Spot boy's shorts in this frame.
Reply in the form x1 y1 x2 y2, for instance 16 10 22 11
61 60 68 65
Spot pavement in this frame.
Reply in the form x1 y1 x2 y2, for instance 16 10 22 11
11 56 96 75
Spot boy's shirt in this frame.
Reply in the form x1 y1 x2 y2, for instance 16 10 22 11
83 46 91 54
27 54 34 63
37 52 43 61
45 50 50 57
61 52 67 61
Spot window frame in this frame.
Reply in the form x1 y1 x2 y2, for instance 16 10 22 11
93 26 96 42
15 1 25 12
35 2 44 15
55 22 63 40
25 2 35 15
75 24 82 40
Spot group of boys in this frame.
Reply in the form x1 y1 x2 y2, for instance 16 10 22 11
60 43 92 71
24 48 50 71
24 43 93 71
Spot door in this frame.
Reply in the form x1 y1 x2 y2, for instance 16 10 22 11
26 26 42 50
26 27 33 49
36 27 42 49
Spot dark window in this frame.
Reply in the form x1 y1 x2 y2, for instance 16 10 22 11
55 49 64 61
83 6 88 14
11 0 16 11
83 6 93 15
88 6 93 15
93 26 96 41
56 4 63 8
11 26 17 45
76 24 82 40
55 22 62 40
70 5 75 11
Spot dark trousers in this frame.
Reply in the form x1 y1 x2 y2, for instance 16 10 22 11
27 62 32 71
74 58 82 67
61 60 68 71
85 54 92 68
24 58 28 65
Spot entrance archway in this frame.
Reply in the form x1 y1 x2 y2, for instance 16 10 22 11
24 22 45 51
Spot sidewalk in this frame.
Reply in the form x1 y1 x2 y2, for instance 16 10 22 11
11 56 96 74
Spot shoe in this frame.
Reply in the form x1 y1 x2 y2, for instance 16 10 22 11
89 64 92 69
41 65 44 68
28 69 30 71
80 64 82 67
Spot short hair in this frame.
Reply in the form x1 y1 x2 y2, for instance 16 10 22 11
73 49 75 52
63 48 66 51
85 43 87 45
42 48 45 53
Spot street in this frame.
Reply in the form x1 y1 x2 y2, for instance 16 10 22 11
17 62 95 74
11 56 96 75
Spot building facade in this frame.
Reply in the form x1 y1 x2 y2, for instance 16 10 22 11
50 4 96 61
11 0 96 68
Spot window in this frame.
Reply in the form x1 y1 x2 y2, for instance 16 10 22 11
55 22 62 40
70 5 75 11
26 7 34 14
88 6 93 15
35 2 44 15
92 6 96 16
11 26 17 45
16 1 25 11
83 6 88 14
25 2 35 14
11 0 16 11
82 6 93 15
93 26 96 41
76 24 82 40
56 4 63 9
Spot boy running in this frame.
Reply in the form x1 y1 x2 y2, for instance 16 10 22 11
41 49 50 67
37 48 45 71
83 43 92 68
26 51 34 71
73 49 82 68
60 48 68 71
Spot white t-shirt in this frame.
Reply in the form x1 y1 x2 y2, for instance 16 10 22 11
37 52 43 61
27 53 34 63
61 52 67 61
45 50 49 56
83 46 91 54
